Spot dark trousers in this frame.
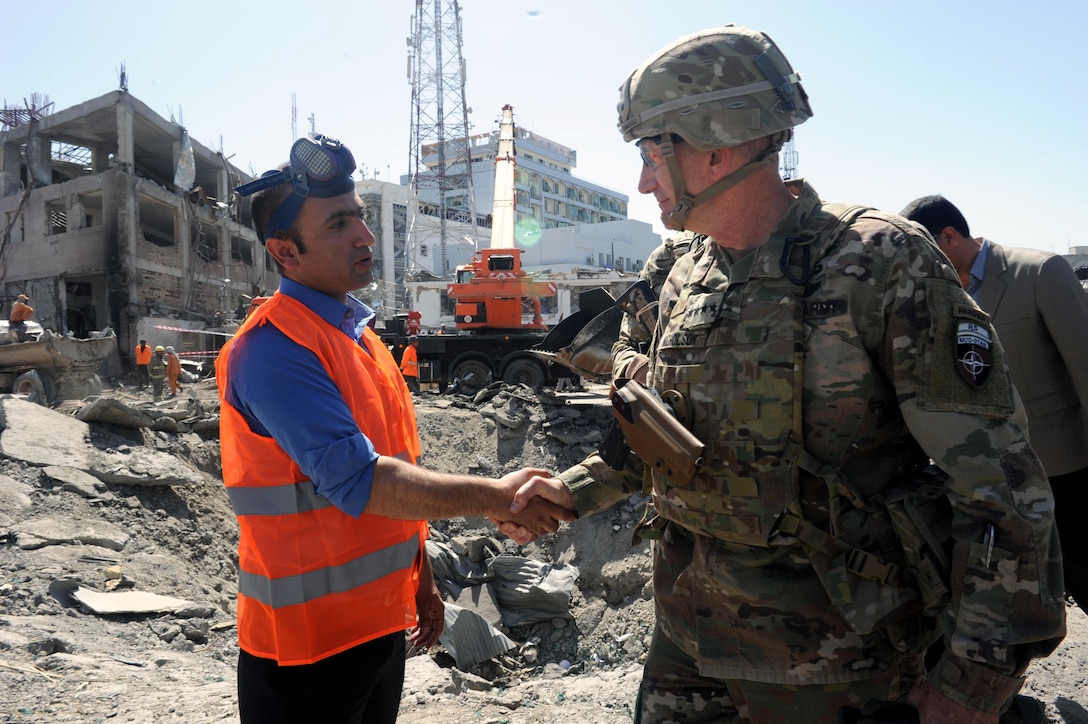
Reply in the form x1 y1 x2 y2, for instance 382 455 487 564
237 632 405 724
1051 466 1088 610
403 374 420 394
137 364 149 388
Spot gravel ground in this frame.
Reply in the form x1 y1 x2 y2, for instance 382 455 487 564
0 379 1084 723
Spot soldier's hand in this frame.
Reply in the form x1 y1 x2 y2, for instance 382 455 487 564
509 474 575 516
625 354 651 385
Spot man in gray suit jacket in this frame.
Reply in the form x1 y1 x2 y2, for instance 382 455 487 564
902 195 1088 611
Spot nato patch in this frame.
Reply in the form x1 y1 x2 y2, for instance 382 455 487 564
955 322 992 387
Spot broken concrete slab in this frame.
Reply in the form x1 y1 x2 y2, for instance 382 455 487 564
42 465 113 500
14 518 131 551
0 473 32 526
74 397 155 428
48 579 194 614
0 396 202 486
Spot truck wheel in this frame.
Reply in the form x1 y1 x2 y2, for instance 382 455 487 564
451 359 492 392
13 370 53 405
502 359 545 388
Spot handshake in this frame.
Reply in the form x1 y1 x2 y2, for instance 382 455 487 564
490 468 577 545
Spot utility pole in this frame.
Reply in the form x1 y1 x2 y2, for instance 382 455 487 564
406 0 479 299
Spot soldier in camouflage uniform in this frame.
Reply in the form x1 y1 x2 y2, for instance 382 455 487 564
512 24 1065 724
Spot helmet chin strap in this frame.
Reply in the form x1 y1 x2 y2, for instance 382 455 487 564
658 137 783 232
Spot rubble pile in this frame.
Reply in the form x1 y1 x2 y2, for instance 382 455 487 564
0 379 1084 723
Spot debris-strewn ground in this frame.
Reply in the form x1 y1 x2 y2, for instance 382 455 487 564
0 377 1085 723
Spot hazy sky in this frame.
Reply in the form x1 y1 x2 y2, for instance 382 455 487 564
3 0 1084 253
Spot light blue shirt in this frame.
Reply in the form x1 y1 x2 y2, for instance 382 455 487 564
966 238 989 301
226 278 380 517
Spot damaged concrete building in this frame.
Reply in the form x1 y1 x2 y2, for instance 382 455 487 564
0 91 274 370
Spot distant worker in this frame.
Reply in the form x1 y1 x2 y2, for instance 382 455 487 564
221 133 574 723
134 339 152 390
902 194 1088 612
164 345 182 398
436 324 446 335
9 293 33 341
148 346 166 401
400 335 421 394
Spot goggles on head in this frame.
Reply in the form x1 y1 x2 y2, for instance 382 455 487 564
235 134 357 242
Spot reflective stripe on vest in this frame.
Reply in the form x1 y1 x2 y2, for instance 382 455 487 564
238 532 421 608
226 480 333 516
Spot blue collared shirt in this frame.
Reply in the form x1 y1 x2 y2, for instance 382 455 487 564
966 238 989 301
226 278 380 517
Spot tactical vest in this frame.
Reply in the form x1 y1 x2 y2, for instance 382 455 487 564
648 204 956 639
650 204 868 547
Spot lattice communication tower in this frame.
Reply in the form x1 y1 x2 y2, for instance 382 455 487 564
406 0 479 286
779 134 799 180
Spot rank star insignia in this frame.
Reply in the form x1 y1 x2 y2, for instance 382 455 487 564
955 321 992 387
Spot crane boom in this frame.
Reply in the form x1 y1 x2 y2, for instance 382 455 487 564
491 104 517 249
446 105 554 331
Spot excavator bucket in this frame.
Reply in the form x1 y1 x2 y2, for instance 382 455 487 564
532 288 623 380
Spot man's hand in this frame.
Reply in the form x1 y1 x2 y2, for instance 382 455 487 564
409 573 444 650
905 679 998 724
489 469 575 544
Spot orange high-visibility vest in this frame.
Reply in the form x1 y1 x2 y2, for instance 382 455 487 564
217 292 426 665
134 343 152 365
400 343 419 378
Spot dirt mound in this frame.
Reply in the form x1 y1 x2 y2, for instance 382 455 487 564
0 379 1085 723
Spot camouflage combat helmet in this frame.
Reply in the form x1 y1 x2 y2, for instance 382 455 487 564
617 25 812 230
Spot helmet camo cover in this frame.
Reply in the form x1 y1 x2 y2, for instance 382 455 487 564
618 25 812 150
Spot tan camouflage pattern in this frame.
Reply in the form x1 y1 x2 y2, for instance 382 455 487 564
638 181 1064 716
561 450 643 520
567 233 704 520
613 232 703 382
637 624 922 723
617 25 812 150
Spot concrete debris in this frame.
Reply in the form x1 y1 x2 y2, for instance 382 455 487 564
14 518 130 551
0 396 204 486
437 603 516 669
47 579 195 615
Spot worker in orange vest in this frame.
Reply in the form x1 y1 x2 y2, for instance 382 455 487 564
221 133 575 723
8 294 33 341
400 335 420 394
164 346 182 397
133 339 152 389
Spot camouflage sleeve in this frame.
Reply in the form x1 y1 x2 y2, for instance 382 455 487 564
875 218 1065 714
559 451 645 518
612 235 700 382
611 313 648 383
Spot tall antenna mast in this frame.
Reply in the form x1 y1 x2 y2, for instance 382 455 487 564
779 134 799 180
291 92 297 141
406 0 478 289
